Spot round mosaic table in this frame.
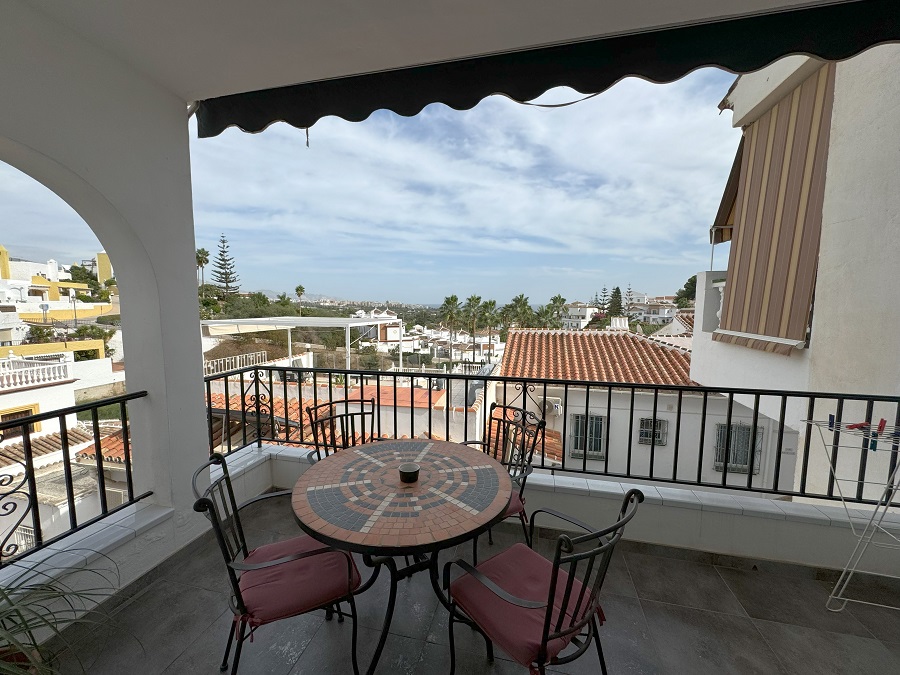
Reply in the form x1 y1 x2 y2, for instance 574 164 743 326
291 438 512 556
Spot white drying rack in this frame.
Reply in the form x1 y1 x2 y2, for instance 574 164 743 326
806 418 900 612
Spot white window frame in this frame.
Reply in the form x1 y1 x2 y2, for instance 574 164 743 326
569 413 605 460
639 417 668 446
714 422 763 474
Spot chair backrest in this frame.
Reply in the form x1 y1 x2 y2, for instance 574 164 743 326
192 453 249 610
306 398 376 461
539 489 643 665
484 403 546 489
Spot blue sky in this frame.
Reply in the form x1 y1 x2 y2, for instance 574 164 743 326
2 68 739 306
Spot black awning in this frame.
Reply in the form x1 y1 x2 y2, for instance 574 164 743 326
196 0 899 138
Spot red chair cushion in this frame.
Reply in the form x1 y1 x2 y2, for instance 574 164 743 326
239 536 360 626
450 543 603 668
504 492 525 518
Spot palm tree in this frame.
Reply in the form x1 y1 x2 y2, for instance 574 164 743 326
295 284 305 317
535 304 557 328
196 248 209 296
439 295 461 359
463 295 483 363
549 294 567 324
507 294 533 328
481 299 498 362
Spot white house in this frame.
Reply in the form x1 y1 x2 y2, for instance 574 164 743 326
500 329 797 491
692 46 900 500
561 302 598 330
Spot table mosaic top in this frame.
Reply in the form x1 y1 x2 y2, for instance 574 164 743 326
291 439 512 553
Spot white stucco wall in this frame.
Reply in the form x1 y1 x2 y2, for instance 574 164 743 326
0 2 209 562
693 46 900 500
0 381 77 439
528 385 798 492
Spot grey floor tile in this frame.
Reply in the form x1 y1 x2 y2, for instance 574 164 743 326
289 621 424 675
417 641 523 675
57 579 228 674
716 566 871 637
844 599 900 642
754 619 900 675
626 552 746 615
240 493 307 537
641 600 787 675
162 607 322 674
550 594 661 675
603 549 638 598
351 558 442 641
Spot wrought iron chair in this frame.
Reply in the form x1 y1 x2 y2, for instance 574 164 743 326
305 398 377 464
443 489 643 675
464 403 546 547
192 453 361 675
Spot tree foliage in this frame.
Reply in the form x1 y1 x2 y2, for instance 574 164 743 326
608 286 623 316
675 275 697 308
210 234 240 296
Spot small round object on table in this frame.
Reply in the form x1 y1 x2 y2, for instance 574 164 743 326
398 462 420 483
292 439 512 556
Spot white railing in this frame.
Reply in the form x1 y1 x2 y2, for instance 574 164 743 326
203 351 268 375
388 365 447 374
0 358 71 389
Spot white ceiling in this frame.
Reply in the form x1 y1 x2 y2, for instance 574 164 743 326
28 1 850 102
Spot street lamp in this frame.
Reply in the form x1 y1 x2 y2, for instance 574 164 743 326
69 288 77 329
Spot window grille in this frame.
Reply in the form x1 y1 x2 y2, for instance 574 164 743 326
639 418 668 446
714 422 763 473
13 524 36 552
570 414 604 459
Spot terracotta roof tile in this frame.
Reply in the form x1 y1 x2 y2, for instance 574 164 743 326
673 310 694 334
500 329 694 386
0 428 93 469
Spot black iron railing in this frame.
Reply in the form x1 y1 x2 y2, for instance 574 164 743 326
205 366 900 506
0 391 151 566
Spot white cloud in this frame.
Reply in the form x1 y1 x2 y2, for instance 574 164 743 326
1 68 740 305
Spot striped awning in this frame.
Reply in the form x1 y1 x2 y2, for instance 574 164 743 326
710 137 744 245
196 0 900 138
714 63 836 355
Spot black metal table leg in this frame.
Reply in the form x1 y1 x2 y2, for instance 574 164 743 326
361 554 398 675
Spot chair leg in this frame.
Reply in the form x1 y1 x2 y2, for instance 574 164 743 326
592 616 608 675
230 618 248 675
448 609 457 675
480 627 494 662
347 595 360 675
325 605 334 621
336 602 345 623
220 617 237 672
519 512 531 547
472 535 478 566
487 527 493 545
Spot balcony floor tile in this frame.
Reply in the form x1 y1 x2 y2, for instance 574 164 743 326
716 566 872 637
753 619 898 675
641 601 788 675
52 497 900 674
625 552 747 615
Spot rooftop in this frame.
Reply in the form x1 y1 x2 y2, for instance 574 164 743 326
501 329 693 386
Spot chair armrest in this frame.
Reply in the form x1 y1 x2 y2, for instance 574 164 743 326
530 508 594 534
443 558 546 609
229 544 343 572
238 489 292 511
512 465 533 485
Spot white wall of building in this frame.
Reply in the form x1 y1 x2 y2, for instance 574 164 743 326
521 385 798 492
0 2 209 564
0 379 78 439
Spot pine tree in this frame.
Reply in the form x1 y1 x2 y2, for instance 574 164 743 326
211 234 240 297
598 286 610 314
608 286 623 316
625 284 635 317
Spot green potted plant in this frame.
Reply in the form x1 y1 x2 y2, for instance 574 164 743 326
0 548 119 674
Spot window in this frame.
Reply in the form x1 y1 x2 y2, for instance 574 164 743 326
639 418 668 446
570 414 604 459
714 423 763 473
1 408 37 440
